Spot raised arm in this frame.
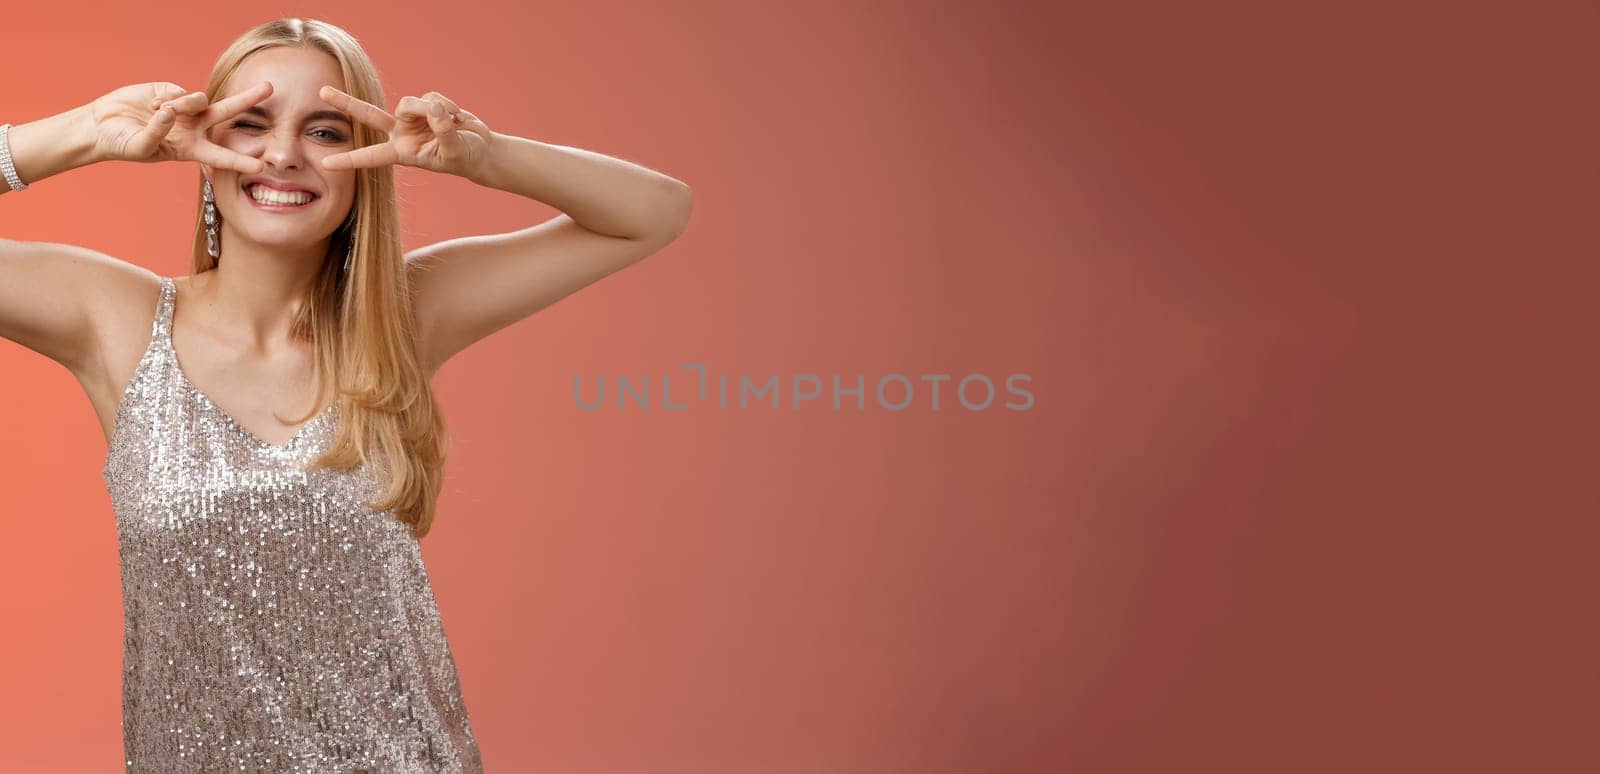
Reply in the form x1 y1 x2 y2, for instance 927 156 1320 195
1 83 270 373
0 102 123 373
316 86 693 377
403 134 693 376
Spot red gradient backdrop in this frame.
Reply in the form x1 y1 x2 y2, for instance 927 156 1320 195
2 2 1596 772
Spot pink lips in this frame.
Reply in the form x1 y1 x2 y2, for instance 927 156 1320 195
241 176 319 195
242 182 319 210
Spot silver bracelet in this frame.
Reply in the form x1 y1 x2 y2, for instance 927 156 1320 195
0 123 29 191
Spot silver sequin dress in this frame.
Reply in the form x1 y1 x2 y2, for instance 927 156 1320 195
102 276 484 772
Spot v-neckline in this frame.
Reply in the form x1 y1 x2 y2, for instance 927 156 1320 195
165 277 334 452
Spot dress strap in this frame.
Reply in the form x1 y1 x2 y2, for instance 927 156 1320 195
154 276 176 345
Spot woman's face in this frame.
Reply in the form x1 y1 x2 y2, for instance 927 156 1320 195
205 46 358 255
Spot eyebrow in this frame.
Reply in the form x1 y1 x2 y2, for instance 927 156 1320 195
239 105 353 125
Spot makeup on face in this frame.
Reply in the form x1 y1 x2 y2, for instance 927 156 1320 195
223 101 352 213
240 176 322 211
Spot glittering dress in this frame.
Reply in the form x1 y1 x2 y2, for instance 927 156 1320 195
102 276 483 772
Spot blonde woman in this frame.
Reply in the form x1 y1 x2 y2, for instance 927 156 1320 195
0 17 690 773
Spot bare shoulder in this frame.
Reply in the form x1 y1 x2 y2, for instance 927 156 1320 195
0 240 159 375
0 240 164 442
76 256 163 443
82 255 164 379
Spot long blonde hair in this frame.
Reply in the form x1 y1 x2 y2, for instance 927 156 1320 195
189 17 449 539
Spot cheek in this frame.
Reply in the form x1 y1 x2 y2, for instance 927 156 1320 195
213 132 249 151
213 172 241 200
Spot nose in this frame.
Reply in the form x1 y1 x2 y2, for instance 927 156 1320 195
259 126 304 171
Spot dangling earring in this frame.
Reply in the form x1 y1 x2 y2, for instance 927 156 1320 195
202 179 220 260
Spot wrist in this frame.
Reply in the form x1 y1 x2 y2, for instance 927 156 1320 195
464 130 506 189
69 103 102 167
4 104 101 188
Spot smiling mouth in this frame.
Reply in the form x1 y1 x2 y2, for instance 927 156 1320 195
242 183 321 208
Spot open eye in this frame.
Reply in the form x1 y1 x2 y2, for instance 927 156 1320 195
228 121 345 143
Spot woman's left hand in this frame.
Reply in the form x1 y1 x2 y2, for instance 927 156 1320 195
317 86 492 177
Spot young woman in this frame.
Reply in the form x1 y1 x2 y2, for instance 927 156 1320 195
0 17 690 772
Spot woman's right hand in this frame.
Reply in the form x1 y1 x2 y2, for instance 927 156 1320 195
87 81 273 173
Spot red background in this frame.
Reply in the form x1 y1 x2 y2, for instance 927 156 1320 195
1 2 1595 772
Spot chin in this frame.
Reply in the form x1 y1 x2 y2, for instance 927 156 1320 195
230 227 333 253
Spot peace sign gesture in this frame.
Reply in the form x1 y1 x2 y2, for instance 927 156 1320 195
88 80 274 173
317 86 492 177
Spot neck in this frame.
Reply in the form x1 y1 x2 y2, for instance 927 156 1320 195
196 234 330 352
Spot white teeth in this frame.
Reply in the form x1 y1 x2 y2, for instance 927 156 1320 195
247 184 315 205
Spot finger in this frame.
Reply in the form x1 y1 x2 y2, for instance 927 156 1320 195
422 93 471 126
192 140 265 175
323 142 400 170
426 101 459 137
147 83 187 109
126 106 177 157
319 85 395 133
322 142 399 171
394 95 435 124
157 91 210 115
197 81 274 128
423 92 462 116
